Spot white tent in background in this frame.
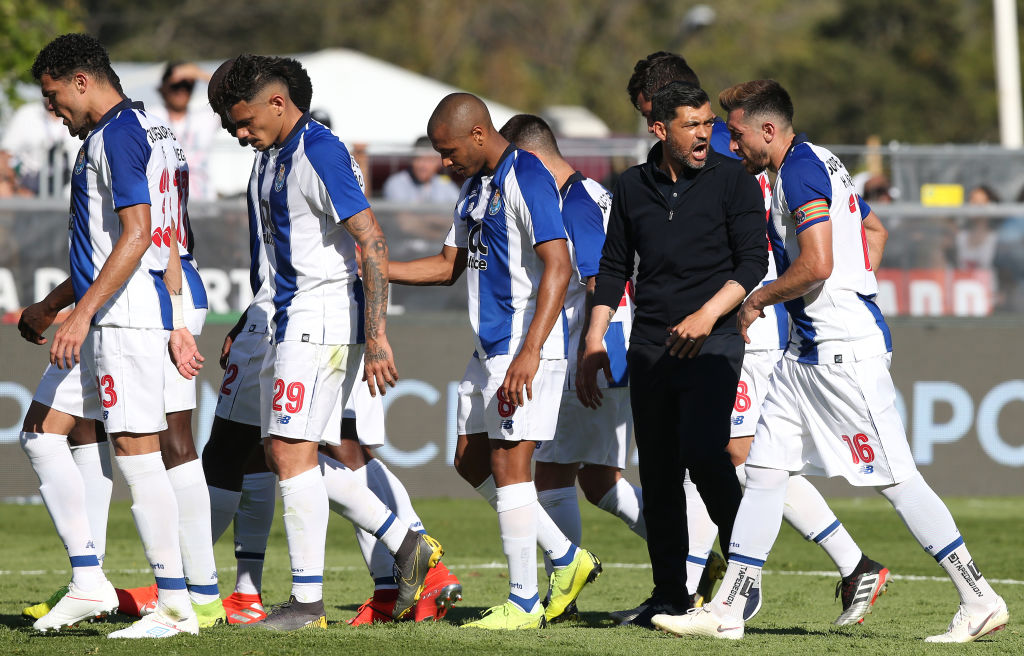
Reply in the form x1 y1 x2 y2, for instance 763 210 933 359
108 48 522 197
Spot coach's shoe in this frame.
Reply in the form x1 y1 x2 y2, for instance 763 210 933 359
652 606 744 640
107 608 199 638
254 596 326 631
413 562 462 622
193 598 227 628
693 551 727 607
544 548 602 623
33 581 119 632
609 598 651 625
348 588 397 626
392 532 444 619
23 584 69 620
115 583 158 617
925 597 1009 643
462 601 545 630
834 556 889 625
222 592 266 625
623 597 689 630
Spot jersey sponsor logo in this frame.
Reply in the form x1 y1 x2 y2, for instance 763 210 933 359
731 416 744 425
501 419 514 430
274 164 286 192
858 464 874 475
467 220 488 270
74 147 86 175
487 190 502 215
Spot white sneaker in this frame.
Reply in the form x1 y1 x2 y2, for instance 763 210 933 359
925 597 1009 643
33 581 118 632
652 606 744 640
107 609 199 639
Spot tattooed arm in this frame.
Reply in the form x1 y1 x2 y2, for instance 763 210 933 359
344 207 399 396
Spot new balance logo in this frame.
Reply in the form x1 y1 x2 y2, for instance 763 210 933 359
501 419 514 430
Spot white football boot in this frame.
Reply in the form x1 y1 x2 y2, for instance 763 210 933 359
925 597 1008 643
107 608 199 639
652 606 744 640
33 581 118 632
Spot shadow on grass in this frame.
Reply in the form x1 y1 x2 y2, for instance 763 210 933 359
746 625 832 637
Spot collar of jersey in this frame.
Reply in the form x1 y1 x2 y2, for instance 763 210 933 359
91 97 136 133
273 111 312 150
560 170 585 199
780 132 811 169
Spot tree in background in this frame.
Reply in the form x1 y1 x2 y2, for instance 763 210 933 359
0 0 83 106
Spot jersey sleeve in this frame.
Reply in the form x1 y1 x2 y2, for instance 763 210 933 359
562 187 606 278
858 195 872 219
780 153 833 234
103 118 153 210
304 135 371 222
507 153 566 245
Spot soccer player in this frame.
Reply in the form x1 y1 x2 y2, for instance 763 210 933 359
626 52 890 625
497 115 641 620
652 79 1009 643
389 93 600 630
216 54 442 630
30 33 203 638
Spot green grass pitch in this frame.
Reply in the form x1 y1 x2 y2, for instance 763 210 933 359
0 495 1020 655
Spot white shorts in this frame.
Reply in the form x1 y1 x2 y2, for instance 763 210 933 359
215 326 270 427
260 340 363 444
535 386 631 468
341 373 386 448
32 361 102 421
457 354 566 442
730 349 782 438
164 348 197 413
83 326 169 434
747 353 918 486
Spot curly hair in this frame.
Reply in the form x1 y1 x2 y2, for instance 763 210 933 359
215 53 311 112
31 33 120 90
626 51 700 109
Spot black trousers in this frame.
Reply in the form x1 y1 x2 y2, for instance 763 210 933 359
628 333 744 606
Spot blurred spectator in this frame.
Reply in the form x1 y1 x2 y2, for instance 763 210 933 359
994 184 1024 311
382 136 460 204
0 99 82 197
149 61 220 201
861 174 894 204
956 185 999 271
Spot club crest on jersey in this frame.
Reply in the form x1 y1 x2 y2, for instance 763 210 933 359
488 190 502 215
274 163 286 192
74 147 86 175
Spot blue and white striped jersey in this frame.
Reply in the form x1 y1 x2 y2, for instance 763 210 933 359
254 114 370 345
770 137 891 364
444 146 569 360
559 172 631 389
68 99 187 329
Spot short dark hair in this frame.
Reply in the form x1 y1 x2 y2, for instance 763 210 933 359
499 114 560 155
31 33 120 90
650 82 709 125
216 53 311 111
626 51 700 109
718 79 794 126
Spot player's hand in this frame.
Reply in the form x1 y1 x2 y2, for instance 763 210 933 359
169 327 205 380
575 341 612 409
501 347 540 408
666 308 714 359
363 336 398 397
18 301 59 345
49 308 90 369
737 296 766 344
219 333 234 369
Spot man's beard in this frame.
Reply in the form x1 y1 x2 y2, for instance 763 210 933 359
668 140 706 171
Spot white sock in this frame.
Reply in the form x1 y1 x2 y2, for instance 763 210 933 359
496 482 540 613
783 475 862 577
318 453 408 554
22 432 105 591
366 458 425 533
684 469 719 596
538 487 581 577
713 560 763 622
167 460 220 605
209 486 242 543
351 465 396 585
734 463 747 487
880 473 999 611
116 452 190 617
234 472 276 596
69 441 112 566
474 474 499 508
596 477 646 539
279 467 328 604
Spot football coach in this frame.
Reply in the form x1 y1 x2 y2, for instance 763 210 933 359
576 81 767 625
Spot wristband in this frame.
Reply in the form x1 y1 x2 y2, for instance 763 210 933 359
171 294 185 330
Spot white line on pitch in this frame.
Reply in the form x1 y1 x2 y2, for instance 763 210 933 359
3 562 1022 586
